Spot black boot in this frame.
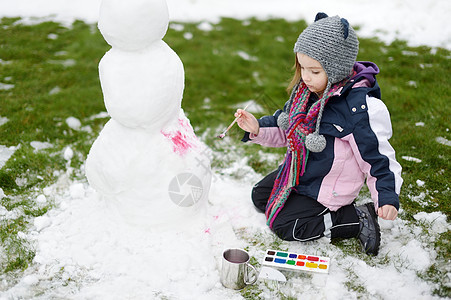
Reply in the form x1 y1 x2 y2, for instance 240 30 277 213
355 203 381 256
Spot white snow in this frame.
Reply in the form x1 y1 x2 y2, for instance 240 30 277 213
48 86 61 95
402 50 419 56
48 59 76 67
0 0 449 49
98 42 184 128
2 169 448 299
88 111 109 120
0 0 449 299
98 0 169 51
47 33 58 40
33 215 52 232
436 136 451 147
197 21 214 31
21 275 39 286
0 82 14 91
183 32 193 40
236 50 258 62
63 146 74 161
414 211 450 234
0 145 18 168
35 194 47 204
85 0 212 235
407 80 418 88
65 116 81 130
0 59 12 65
401 155 422 163
69 182 85 199
30 141 53 152
54 51 68 56
0 116 8 126
170 23 185 32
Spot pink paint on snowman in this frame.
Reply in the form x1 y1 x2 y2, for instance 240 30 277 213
161 117 199 156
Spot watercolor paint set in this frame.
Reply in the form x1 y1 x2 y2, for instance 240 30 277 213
261 249 330 274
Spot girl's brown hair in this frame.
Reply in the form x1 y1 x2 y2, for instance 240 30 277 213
287 54 302 93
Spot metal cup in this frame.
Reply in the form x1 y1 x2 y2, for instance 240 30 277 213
220 248 258 289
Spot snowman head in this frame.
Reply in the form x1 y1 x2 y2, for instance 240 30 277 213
98 0 169 51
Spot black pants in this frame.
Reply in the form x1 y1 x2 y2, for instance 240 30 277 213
252 170 360 241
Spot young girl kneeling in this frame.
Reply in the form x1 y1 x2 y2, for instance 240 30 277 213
235 13 402 256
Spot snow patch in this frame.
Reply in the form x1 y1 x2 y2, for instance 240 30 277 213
30 141 53 152
236 50 258 61
416 179 425 187
49 86 61 95
0 116 8 126
0 82 14 90
0 0 449 49
47 33 58 40
63 147 74 161
65 116 81 130
22 275 39 286
435 136 451 147
0 144 18 168
414 211 450 234
401 156 422 163
183 32 193 40
34 215 52 231
48 59 76 67
197 21 213 31
36 194 47 204
169 23 184 31
88 111 109 120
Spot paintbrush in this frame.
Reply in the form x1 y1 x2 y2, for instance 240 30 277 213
217 103 251 138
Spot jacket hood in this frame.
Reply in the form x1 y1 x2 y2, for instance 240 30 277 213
352 61 379 86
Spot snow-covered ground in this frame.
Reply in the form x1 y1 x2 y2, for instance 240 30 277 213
0 0 450 299
1 144 449 299
0 0 450 49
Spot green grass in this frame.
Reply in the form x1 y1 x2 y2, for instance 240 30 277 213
0 16 450 297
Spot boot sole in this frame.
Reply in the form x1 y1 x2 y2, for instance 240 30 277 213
361 203 381 256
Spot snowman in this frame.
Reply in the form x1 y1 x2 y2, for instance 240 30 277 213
85 0 211 230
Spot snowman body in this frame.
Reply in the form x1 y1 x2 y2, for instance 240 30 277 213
86 0 211 229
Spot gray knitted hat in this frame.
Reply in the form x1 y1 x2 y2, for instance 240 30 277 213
294 12 359 84
293 12 359 152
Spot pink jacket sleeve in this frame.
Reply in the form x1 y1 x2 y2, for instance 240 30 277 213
249 127 288 148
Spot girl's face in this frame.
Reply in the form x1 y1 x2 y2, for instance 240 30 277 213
297 53 328 95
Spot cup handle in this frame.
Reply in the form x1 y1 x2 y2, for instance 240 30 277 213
244 262 258 285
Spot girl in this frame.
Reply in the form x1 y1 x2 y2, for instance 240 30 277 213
235 13 402 255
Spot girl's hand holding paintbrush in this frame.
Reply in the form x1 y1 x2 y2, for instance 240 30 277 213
217 103 259 138
234 109 259 136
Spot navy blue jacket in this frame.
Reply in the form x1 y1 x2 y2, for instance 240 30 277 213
243 62 402 211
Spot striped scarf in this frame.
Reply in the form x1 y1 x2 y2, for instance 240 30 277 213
265 78 351 228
